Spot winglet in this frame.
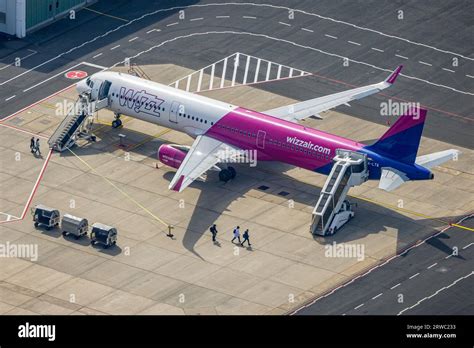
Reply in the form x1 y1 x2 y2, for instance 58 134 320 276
385 65 403 84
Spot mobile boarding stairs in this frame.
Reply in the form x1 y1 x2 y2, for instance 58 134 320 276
310 150 369 236
48 92 108 152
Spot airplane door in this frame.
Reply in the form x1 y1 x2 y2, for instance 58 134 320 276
90 79 103 101
257 130 266 149
169 101 179 123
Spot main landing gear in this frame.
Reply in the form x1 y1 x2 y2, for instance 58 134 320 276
112 113 123 128
219 166 237 183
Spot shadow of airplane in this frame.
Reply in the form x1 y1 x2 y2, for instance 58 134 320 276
57 116 465 260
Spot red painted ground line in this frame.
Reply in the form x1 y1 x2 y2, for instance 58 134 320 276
20 149 53 220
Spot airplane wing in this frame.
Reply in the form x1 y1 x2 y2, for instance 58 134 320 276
168 135 240 192
263 65 403 122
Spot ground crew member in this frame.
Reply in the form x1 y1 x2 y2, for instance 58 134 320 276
35 138 41 155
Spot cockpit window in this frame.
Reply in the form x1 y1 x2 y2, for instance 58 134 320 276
86 77 94 88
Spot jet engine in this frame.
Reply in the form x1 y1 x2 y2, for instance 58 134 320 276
157 144 189 169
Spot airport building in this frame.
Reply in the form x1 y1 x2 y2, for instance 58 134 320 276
0 0 95 38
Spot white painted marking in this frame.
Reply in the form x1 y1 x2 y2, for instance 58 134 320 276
146 29 157 34
395 54 409 60
92 53 103 58
254 58 261 83
354 303 364 310
276 64 282 79
325 34 338 39
390 283 401 290
128 36 139 42
231 52 239 86
243 16 256 19
427 263 438 269
466 74 474 79
209 63 215 90
286 207 473 315
185 75 191 92
242 55 251 85
418 60 432 66
301 28 314 33
371 47 384 52
371 293 383 300
348 40 361 46
445 254 452 259
110 45 121 50
232 3 472 61
289 67 293 78
398 272 474 315
0 212 20 222
462 242 473 249
409 273 420 279
220 57 228 88
442 68 455 73
190 17 203 21
265 61 271 81
197 69 203 92
279 21 291 27
166 22 178 27
109 31 474 102
0 49 37 71
81 61 107 70
4 2 472 92
5 95 16 101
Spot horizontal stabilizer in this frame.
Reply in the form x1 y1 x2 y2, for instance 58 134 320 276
378 168 408 191
415 149 460 169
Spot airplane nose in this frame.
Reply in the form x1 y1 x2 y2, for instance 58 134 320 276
76 79 88 94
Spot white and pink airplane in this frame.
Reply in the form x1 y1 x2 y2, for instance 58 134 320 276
76 66 457 192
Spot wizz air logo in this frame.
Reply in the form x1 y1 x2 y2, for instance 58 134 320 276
286 136 331 155
119 87 164 117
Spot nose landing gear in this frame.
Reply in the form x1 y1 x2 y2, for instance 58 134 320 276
112 113 122 128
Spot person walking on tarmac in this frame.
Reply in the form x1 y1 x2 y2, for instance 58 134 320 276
241 229 251 247
35 138 41 155
209 224 218 242
30 137 35 153
231 226 241 244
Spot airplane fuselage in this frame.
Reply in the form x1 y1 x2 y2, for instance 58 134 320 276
82 71 431 182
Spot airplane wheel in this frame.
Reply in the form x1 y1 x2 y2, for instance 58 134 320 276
112 119 122 128
219 169 232 182
227 166 237 179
